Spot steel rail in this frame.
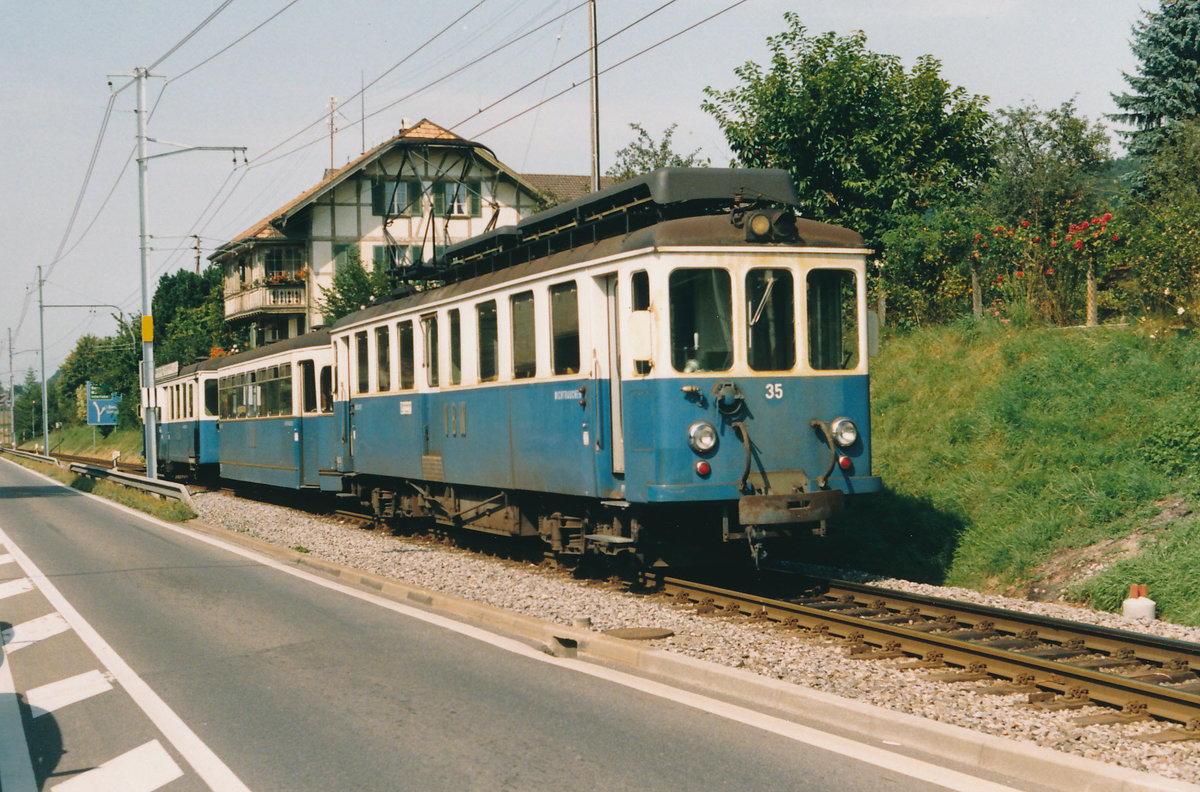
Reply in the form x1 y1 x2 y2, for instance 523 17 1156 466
66 462 195 511
1 447 60 466
663 577 1200 728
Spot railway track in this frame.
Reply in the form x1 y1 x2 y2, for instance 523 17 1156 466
52 450 146 475
661 572 1200 738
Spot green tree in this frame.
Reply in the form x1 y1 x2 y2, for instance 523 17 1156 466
605 123 708 182
153 266 222 342
317 246 393 323
13 369 42 445
1111 0 1200 160
56 333 107 426
701 13 993 248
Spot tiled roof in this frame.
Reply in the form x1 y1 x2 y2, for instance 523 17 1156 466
522 173 615 205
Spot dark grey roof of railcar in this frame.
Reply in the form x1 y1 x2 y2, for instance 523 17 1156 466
165 329 332 379
330 212 865 331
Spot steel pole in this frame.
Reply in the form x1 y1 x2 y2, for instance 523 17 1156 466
588 0 600 192
135 66 159 479
7 328 14 447
38 266 49 454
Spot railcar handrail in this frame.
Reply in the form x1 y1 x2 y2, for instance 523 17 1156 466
66 462 195 512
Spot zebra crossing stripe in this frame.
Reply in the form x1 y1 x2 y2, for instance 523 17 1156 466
26 670 113 717
3 612 70 652
51 739 183 792
0 577 34 600
0 553 14 564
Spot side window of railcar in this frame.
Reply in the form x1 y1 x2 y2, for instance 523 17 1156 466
300 360 317 413
477 301 498 382
747 269 796 371
448 309 462 385
669 269 733 373
204 380 217 417
355 331 369 394
376 326 391 392
549 281 580 375
319 366 334 413
807 270 860 371
422 314 440 387
397 321 415 390
511 291 536 379
631 270 650 310
187 384 194 418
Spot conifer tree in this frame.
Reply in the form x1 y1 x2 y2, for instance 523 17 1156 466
1111 0 1200 159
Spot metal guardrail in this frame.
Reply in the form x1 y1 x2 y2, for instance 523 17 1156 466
0 447 60 466
67 462 196 512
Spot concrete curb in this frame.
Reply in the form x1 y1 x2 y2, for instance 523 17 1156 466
179 517 1199 792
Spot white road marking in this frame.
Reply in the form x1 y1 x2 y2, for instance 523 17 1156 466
52 739 183 792
0 642 38 792
0 524 251 792
0 552 15 564
27 670 114 717
0 576 34 600
4 611 70 652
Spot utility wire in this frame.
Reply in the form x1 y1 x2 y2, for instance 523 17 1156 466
148 0 236 71
169 0 304 84
466 0 751 138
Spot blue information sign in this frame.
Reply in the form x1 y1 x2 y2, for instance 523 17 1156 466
86 381 122 427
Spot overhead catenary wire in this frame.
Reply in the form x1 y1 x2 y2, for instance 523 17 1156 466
466 0 752 138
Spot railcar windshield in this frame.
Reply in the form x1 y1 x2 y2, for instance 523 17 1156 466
807 269 860 370
746 268 795 371
670 268 733 372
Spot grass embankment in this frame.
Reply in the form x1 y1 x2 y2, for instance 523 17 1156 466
6 444 192 523
821 320 1200 624
41 425 146 463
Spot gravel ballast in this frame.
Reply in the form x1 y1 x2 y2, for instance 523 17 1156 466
192 491 1200 785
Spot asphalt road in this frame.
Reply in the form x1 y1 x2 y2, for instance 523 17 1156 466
0 458 1021 791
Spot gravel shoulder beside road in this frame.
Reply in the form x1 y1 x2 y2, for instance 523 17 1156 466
192 491 1200 785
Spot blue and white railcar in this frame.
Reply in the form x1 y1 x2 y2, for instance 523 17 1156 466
154 362 220 477
211 331 339 490
331 168 881 560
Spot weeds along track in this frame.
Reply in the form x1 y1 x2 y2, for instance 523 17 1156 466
659 572 1200 738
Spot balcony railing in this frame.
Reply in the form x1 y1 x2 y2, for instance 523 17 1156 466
224 283 307 319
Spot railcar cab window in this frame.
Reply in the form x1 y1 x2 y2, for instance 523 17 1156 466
808 269 860 371
355 331 369 394
511 291 536 379
397 320 415 389
549 281 580 375
422 314 439 387
747 269 796 371
477 301 498 382
670 269 733 373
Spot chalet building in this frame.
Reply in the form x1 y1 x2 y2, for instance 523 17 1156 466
213 119 552 348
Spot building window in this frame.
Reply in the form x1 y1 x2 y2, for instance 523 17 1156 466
434 181 481 217
372 179 420 216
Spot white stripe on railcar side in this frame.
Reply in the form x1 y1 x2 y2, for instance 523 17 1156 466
52 740 183 792
27 670 114 717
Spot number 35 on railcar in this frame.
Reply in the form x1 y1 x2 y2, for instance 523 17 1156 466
330 168 882 563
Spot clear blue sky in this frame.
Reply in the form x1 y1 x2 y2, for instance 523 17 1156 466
0 0 1148 379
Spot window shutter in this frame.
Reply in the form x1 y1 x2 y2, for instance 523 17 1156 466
373 246 386 268
409 245 423 267
433 183 446 216
371 179 384 216
469 181 481 217
407 181 422 215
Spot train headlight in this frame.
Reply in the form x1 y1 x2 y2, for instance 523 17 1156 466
830 417 858 448
687 420 719 454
